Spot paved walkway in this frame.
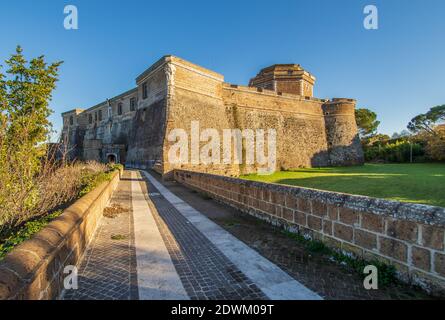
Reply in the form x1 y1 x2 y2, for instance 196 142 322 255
61 170 320 300
62 171 138 300
61 169 431 300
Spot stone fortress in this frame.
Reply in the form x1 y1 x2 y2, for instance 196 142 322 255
61 55 364 177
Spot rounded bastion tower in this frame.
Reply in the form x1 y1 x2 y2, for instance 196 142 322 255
322 98 364 166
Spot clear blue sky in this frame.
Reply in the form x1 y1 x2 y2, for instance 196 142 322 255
1 0 444 140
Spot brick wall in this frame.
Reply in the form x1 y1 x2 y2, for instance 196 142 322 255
0 170 121 300
174 170 445 295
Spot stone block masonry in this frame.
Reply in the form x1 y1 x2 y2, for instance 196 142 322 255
174 170 445 296
0 170 121 300
61 55 364 177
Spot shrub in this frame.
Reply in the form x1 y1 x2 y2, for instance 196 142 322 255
0 161 110 239
364 139 425 163
423 126 445 161
108 163 123 172
0 210 62 260
0 160 116 258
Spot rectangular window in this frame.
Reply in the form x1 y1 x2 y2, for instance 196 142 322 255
130 97 136 111
69 116 74 125
142 82 148 99
118 103 123 115
98 109 102 121
95 112 97 122
88 114 92 124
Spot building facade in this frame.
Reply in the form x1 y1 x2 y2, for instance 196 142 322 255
61 55 364 177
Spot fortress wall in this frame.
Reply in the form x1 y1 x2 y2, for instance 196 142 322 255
137 65 167 110
126 66 169 167
82 89 138 162
125 98 167 167
222 86 330 171
83 139 102 162
323 99 364 165
163 62 335 177
61 56 364 172
163 59 238 176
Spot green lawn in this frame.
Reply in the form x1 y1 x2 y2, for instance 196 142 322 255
241 163 445 208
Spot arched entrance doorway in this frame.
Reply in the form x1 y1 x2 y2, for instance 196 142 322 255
107 153 117 164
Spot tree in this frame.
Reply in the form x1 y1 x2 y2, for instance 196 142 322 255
407 105 445 136
424 125 445 161
407 105 445 161
362 133 390 147
0 46 62 228
391 130 411 140
355 108 380 138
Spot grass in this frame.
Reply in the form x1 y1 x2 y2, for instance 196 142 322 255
242 163 445 207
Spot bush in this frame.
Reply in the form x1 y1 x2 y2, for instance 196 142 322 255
0 210 62 259
78 171 112 197
0 160 116 259
364 139 425 163
0 161 110 239
423 127 445 161
108 163 123 172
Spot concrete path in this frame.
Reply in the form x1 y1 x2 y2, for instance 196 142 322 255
62 169 321 300
131 171 188 300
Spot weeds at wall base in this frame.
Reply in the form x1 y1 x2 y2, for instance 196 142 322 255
281 230 398 288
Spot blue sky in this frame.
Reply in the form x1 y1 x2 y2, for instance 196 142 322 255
1 0 444 140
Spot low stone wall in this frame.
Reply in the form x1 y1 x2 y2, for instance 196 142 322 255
174 170 445 295
0 170 121 300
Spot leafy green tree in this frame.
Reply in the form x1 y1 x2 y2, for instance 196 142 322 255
424 126 445 161
355 108 380 138
407 105 445 161
363 133 390 146
407 105 445 136
0 46 62 228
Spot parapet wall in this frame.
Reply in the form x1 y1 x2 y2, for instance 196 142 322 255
0 171 121 300
174 170 445 296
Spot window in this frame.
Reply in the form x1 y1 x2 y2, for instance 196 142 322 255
95 112 97 122
142 82 148 99
130 97 136 111
69 116 73 125
88 114 92 124
98 109 102 121
118 103 123 115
